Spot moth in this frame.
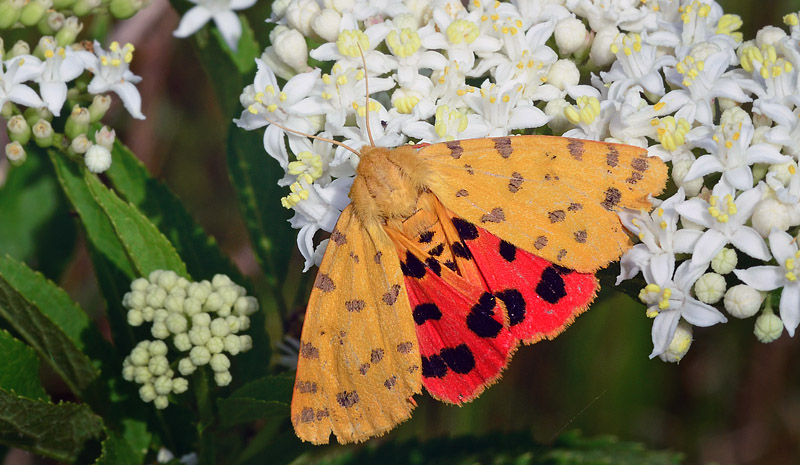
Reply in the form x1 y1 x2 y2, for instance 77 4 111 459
285 120 667 443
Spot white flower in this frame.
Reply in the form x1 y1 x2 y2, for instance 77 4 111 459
310 14 396 74
85 144 112 173
0 54 44 109
601 31 676 98
658 320 693 363
417 8 501 71
675 182 770 267
234 59 322 168
462 80 549 136
173 0 257 51
735 228 800 336
639 260 728 359
30 39 85 116
78 41 145 120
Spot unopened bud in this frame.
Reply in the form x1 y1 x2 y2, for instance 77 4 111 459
5 141 27 167
88 94 112 122
274 27 309 72
590 26 618 67
38 11 65 35
32 119 54 147
754 310 783 343
7 115 31 144
51 0 76 9
55 16 83 47
65 106 90 139
8 40 31 59
95 126 116 150
311 8 341 42
70 134 91 154
658 321 693 363
0 0 24 30
109 0 144 19
19 0 51 26
554 17 588 55
71 0 101 17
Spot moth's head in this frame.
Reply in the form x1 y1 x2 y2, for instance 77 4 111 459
351 145 423 224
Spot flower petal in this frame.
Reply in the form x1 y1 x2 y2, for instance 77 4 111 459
681 297 727 327
173 6 212 38
111 81 145 119
779 284 800 337
768 228 797 264
649 310 681 359
683 154 724 182
730 227 771 261
690 229 727 266
734 266 784 291
213 10 242 51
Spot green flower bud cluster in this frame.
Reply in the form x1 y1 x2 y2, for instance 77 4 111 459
0 0 144 30
122 270 259 407
122 340 189 409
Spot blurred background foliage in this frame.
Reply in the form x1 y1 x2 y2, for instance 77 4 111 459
2 0 800 464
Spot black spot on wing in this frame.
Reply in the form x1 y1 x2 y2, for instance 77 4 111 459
536 266 567 304
421 354 447 378
440 344 475 374
428 243 444 256
452 218 479 240
499 240 516 262
413 303 442 325
452 241 473 260
418 230 434 243
400 251 426 279
466 292 502 338
425 257 442 276
496 289 525 326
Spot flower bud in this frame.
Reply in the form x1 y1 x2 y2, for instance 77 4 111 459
671 158 703 197
274 27 309 71
38 11 64 35
1 102 13 118
658 320 693 363
590 26 618 67
72 0 101 16
139 383 157 402
153 395 169 409
711 247 737 275
206 336 224 354
286 0 320 36
65 106 90 139
271 0 291 18
189 346 211 365
109 0 144 19
544 98 572 133
724 284 763 318
127 309 144 326
312 8 341 42
7 115 31 144
85 144 112 173
55 16 83 47
172 377 188 394
754 310 783 343
0 0 24 30
209 353 230 372
214 371 232 386
768 161 797 186
24 106 53 127
69 134 91 154
546 59 580 91
554 17 588 55
153 375 173 395
7 40 30 58
751 198 790 237
89 95 112 123
51 0 76 9
174 333 192 352
694 272 726 304
178 357 196 375
19 0 51 26
148 355 170 376
5 141 26 167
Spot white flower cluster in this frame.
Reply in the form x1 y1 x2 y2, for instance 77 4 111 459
235 0 800 362
122 270 258 408
2 36 144 173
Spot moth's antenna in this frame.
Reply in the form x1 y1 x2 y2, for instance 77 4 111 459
357 44 376 147
265 117 360 156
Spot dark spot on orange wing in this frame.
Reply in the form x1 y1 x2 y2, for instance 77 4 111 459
452 218 479 240
508 172 524 193
397 342 413 353
331 229 347 245
464 164 474 175
382 284 401 305
349 251 359 263
548 210 566 223
631 157 649 172
480 207 505 223
428 243 444 256
601 187 622 210
336 391 359 408
627 171 644 185
446 140 463 159
408 365 419 373
444 260 457 271
296 381 318 393
456 189 469 197
316 409 329 420
345 299 366 312
494 137 513 158
359 363 370 375
299 342 319 359
568 202 583 211
371 348 384 363
534 236 548 249
418 230 434 243
426 257 442 276
568 139 584 160
557 249 568 261
401 251 426 279
374 251 382 264
574 230 587 243
313 273 335 292
384 376 397 389
606 145 619 167
300 407 315 423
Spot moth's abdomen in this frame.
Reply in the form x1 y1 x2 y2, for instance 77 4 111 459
350 145 433 226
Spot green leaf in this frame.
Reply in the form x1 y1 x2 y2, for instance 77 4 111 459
226 125 294 292
0 329 47 401
0 269 98 396
93 429 144 465
84 170 188 279
217 375 293 427
0 389 104 463
212 14 259 75
309 430 683 465
0 255 114 366
0 150 77 278
104 139 246 285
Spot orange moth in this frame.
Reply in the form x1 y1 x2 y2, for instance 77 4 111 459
285 66 667 445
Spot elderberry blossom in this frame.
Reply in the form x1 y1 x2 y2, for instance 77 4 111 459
235 0 800 362
122 270 258 408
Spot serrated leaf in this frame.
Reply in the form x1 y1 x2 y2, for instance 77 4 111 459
0 389 104 463
217 375 293 427
104 139 246 285
0 153 77 279
0 271 98 396
84 170 188 279
93 429 143 465
0 255 114 366
0 329 47 401
226 125 294 289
